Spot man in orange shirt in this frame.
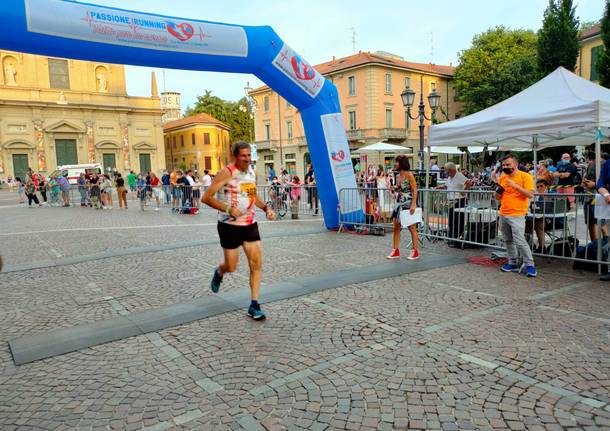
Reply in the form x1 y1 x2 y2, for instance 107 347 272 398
496 154 537 277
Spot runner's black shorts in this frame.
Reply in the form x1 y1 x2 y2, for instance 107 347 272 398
217 222 261 249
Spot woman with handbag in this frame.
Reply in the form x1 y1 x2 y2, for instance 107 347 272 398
386 155 419 260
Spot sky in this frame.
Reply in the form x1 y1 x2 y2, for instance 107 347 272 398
91 0 605 111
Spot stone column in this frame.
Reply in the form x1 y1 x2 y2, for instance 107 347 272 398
85 121 95 163
121 122 131 171
33 119 47 172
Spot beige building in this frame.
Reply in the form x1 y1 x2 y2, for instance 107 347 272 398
249 51 461 182
0 50 165 181
576 23 604 82
163 113 231 174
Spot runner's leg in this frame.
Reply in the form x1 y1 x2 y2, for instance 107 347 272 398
242 240 262 301
219 247 239 275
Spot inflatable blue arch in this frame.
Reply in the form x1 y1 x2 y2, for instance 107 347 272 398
0 0 363 228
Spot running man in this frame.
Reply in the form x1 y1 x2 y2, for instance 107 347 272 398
202 141 276 320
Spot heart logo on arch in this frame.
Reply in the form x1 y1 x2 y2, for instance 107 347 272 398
331 150 345 162
166 21 194 42
291 55 316 81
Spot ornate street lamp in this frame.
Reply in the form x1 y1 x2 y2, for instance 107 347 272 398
401 76 441 172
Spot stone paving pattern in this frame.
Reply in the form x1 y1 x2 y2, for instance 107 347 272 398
0 191 609 430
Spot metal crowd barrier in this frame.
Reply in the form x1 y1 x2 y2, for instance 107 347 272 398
30 183 323 219
257 184 321 219
338 186 608 269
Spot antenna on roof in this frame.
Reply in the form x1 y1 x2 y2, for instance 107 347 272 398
429 32 434 64
162 69 166 92
351 27 357 54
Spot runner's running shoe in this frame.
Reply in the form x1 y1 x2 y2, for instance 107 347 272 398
248 304 266 320
211 267 223 293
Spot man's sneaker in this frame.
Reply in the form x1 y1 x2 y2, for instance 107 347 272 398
407 249 420 260
248 305 266 321
525 266 538 277
501 264 520 272
210 267 223 293
386 249 400 259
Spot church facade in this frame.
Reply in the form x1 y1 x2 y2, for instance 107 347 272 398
0 50 165 180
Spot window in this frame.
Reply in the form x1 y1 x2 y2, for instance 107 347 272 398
48 58 70 89
191 133 195 146
384 73 392 93
263 95 270 112
385 108 393 128
204 156 212 170
264 124 271 140
172 136 176 148
348 76 356 96
430 82 437 92
286 120 293 139
180 135 184 147
591 45 603 81
204 133 210 145
404 76 411 89
264 155 274 161
348 111 357 130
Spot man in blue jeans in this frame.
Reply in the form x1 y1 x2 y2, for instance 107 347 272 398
161 170 171 205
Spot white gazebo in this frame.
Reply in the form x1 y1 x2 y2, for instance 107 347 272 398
429 67 610 179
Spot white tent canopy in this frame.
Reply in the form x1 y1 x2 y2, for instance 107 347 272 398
353 142 411 153
429 67 610 149
428 146 486 154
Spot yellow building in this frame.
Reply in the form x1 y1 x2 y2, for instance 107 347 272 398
163 113 231 174
249 51 461 181
576 23 604 82
0 50 165 181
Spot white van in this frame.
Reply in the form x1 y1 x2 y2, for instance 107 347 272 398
50 163 103 185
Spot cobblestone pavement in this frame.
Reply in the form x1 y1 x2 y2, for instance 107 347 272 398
0 190 609 431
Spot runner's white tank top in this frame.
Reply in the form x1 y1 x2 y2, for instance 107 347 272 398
218 164 257 226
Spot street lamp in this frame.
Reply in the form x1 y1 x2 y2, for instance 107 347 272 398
401 76 441 172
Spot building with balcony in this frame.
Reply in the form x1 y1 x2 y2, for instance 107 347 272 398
0 50 165 181
249 51 461 182
163 113 231 174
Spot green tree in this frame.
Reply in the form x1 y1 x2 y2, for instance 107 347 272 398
598 0 610 88
537 0 580 75
454 26 540 115
186 91 253 143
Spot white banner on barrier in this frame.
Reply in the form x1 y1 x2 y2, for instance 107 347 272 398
320 113 361 213
25 0 248 57
273 43 325 98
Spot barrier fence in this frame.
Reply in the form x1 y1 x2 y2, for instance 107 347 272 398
338 186 608 270
20 183 323 218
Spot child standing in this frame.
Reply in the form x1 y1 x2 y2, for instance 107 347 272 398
49 176 61 206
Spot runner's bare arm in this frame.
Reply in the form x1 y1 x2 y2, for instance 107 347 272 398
202 168 232 212
254 194 276 220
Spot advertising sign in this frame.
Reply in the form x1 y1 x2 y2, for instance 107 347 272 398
25 0 248 56
273 43 325 98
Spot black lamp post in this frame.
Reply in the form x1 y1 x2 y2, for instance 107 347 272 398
401 76 441 172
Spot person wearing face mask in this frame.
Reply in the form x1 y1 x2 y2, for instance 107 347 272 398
554 153 577 208
496 154 537 277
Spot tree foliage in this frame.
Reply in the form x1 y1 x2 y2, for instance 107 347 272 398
537 0 580 75
598 0 610 88
454 26 540 115
185 90 253 143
